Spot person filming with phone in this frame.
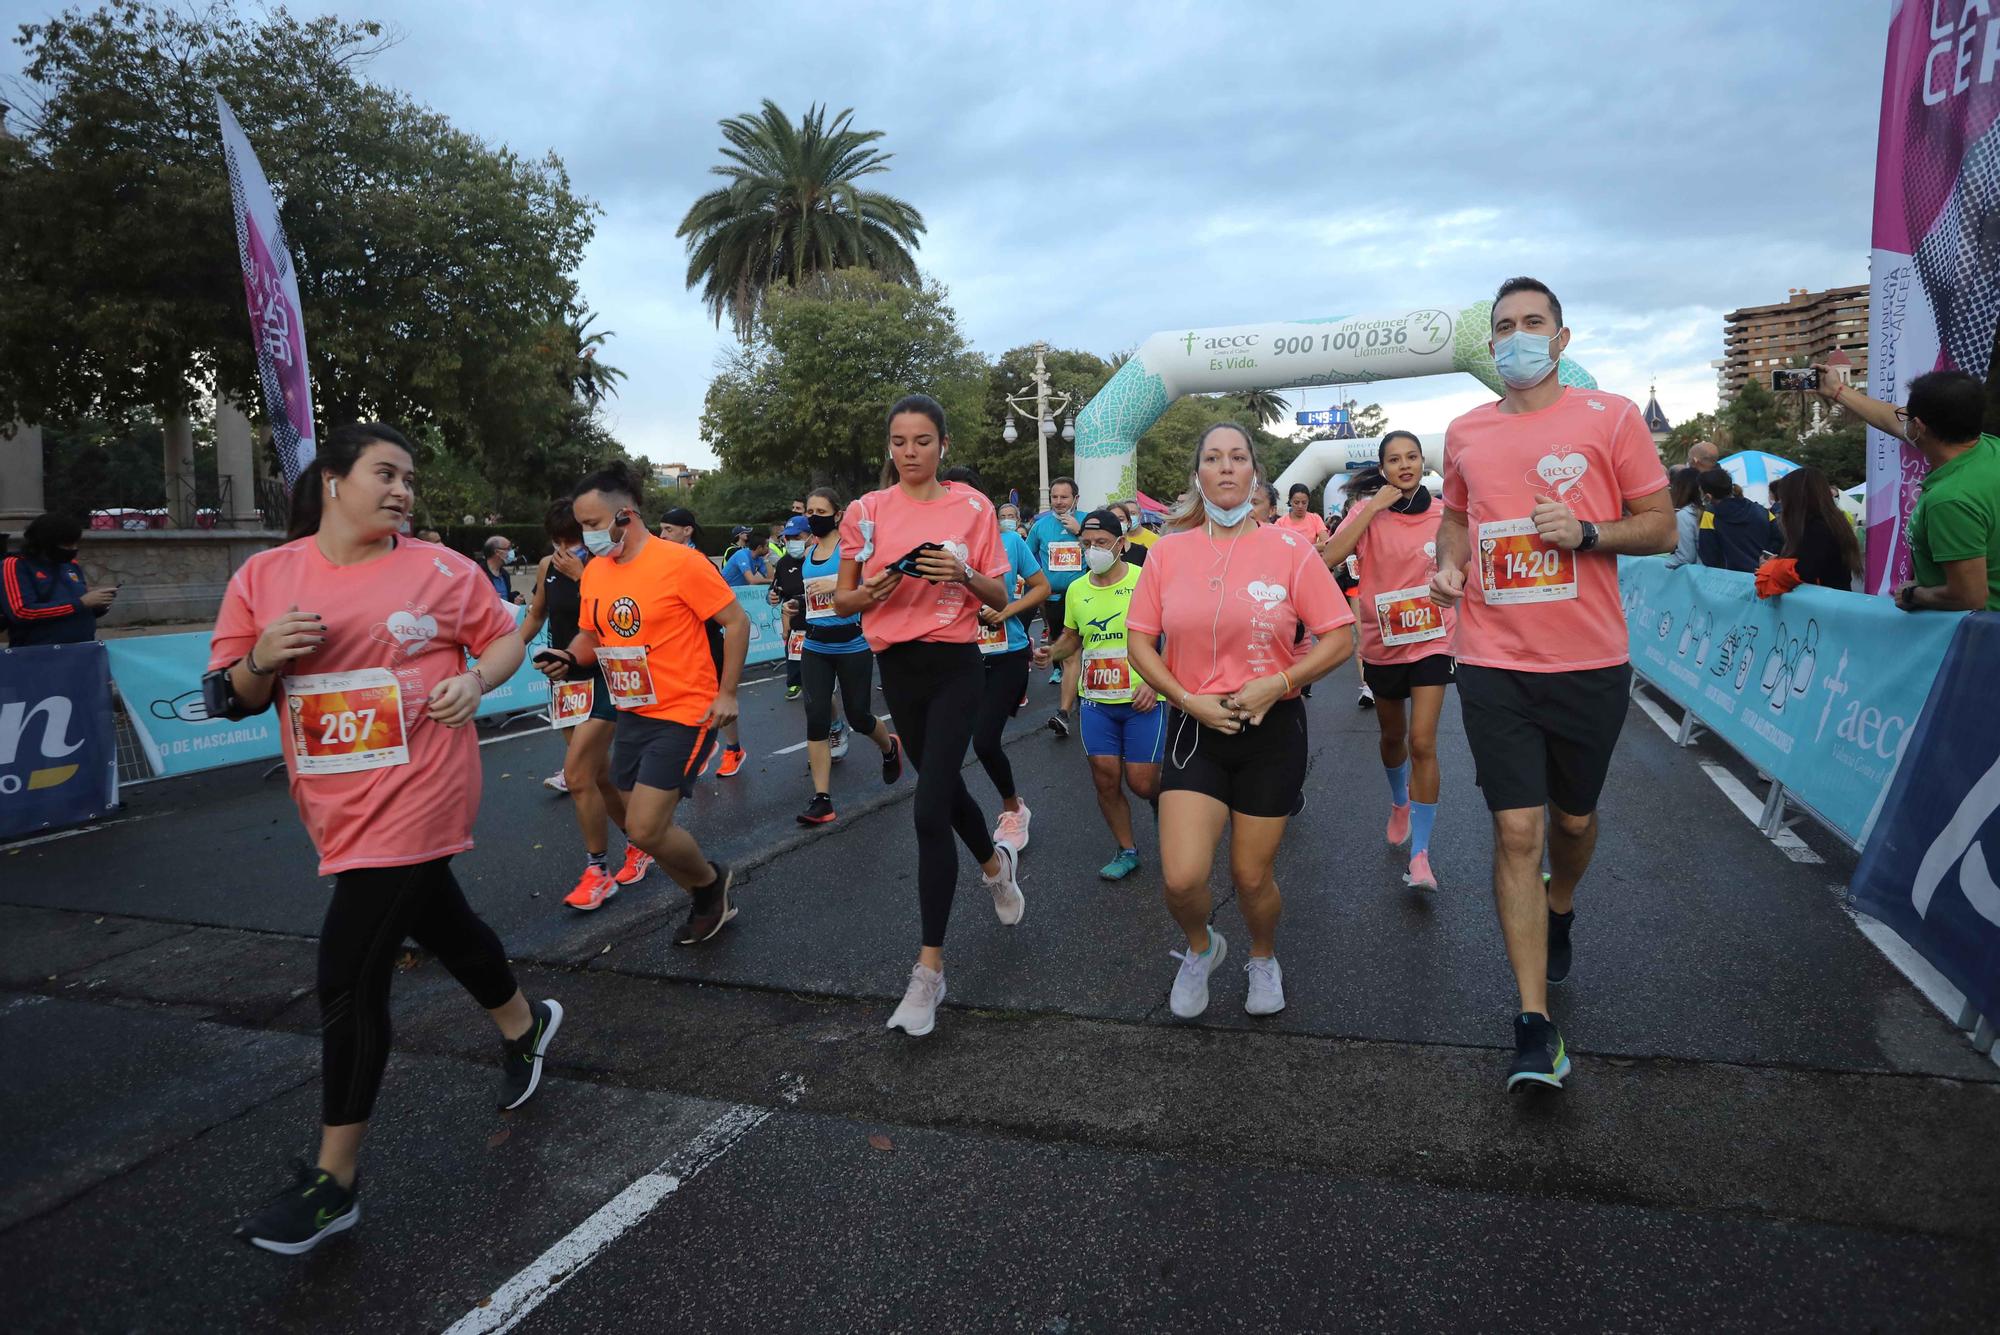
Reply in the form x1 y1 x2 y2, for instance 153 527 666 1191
3 513 116 645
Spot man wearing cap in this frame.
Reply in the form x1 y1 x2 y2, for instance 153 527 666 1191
659 507 701 551
770 514 811 700
722 526 770 587
1035 508 1163 880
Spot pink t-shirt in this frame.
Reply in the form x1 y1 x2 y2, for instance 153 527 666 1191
1274 511 1329 544
1333 502 1456 666
1126 523 1353 697
208 536 520 876
839 481 1009 653
1441 387 1668 672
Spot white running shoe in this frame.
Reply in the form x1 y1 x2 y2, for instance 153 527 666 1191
829 729 850 762
994 801 1032 853
1168 930 1227 1018
1244 956 1286 1015
886 963 946 1036
543 768 569 793
983 840 1025 925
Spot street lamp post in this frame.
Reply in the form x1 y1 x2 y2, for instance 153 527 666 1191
1000 341 1075 513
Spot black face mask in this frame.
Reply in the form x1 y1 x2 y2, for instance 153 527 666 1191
1387 485 1432 515
806 514 839 538
56 547 80 563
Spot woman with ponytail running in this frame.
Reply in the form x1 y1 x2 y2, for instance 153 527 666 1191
1323 430 1456 891
214 424 560 1255
1127 423 1353 1020
835 395 1026 1038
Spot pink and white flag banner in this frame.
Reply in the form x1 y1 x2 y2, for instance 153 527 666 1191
214 94 315 484
1865 2 2000 594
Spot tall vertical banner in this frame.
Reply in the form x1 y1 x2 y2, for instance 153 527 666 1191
1865 3 2000 594
215 95 315 484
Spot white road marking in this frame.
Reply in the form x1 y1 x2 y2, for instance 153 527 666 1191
0 811 160 850
1633 690 1821 864
443 1103 772 1335
479 723 558 748
771 716 890 756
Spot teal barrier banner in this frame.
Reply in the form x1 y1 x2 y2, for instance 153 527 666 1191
109 594 783 778
1619 557 1964 844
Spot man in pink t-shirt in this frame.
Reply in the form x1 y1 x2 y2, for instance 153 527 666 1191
1430 277 1673 1095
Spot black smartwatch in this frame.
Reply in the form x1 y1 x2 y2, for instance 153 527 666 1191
1576 520 1600 552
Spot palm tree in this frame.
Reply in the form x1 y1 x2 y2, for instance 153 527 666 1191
677 100 927 340
1238 389 1291 427
570 311 626 406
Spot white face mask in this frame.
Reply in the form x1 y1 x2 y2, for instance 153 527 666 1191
1083 545 1118 574
785 539 806 558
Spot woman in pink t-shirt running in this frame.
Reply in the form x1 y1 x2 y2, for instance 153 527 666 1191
207 424 559 1256
1127 424 1355 1021
1323 430 1456 892
833 394 1026 1039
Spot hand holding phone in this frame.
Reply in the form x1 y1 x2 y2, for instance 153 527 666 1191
1773 368 1821 392
889 543 943 578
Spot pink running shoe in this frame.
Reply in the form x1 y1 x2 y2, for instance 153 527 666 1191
994 802 1032 853
1386 803 1411 847
1404 851 1437 892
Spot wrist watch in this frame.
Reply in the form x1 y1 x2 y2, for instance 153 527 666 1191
1577 520 1600 552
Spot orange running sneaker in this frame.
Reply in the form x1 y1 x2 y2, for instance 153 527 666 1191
716 745 747 778
612 846 654 886
563 865 618 911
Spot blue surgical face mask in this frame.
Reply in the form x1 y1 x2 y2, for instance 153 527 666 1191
785 539 806 559
1202 485 1257 528
1000 516 1018 533
1491 331 1558 389
581 527 618 556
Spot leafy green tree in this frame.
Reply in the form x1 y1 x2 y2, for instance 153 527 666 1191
1719 377 1791 456
1351 402 1388 439
686 470 803 528
1662 411 1722 465
1 1 600 507
677 100 925 342
699 268 986 499
1132 396 1286 504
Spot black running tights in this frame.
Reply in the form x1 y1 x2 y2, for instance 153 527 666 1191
974 647 1030 803
318 858 517 1126
875 641 997 948
800 646 881 743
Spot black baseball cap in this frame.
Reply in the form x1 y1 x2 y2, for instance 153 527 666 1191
660 507 699 533
1078 508 1124 538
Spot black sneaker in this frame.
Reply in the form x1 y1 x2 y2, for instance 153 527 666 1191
1547 907 1574 985
235 1164 360 1256
676 862 737 945
1046 710 1071 739
798 793 836 825
1357 684 1375 709
499 998 564 1111
1507 1012 1571 1092
882 735 904 786
785 684 801 701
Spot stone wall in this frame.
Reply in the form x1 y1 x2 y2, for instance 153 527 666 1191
78 530 285 627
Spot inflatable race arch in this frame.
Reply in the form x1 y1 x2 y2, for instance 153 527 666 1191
1073 300 1598 506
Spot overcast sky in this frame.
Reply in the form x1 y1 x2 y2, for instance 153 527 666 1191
6 0 1892 465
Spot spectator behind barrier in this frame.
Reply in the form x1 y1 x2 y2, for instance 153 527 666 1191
1696 468 1782 573
2 512 116 645
1812 364 2000 611
1769 467 1861 591
1664 467 1704 569
481 534 524 605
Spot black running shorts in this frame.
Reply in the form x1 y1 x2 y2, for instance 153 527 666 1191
1160 695 1307 819
611 712 718 794
1362 654 1456 701
1456 662 1632 815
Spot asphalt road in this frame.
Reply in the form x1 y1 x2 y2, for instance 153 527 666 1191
5 657 1997 1333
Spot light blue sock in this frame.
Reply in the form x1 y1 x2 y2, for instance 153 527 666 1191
1385 762 1410 808
1411 801 1438 856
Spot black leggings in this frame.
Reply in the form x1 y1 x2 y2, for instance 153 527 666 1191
875 641 997 948
318 858 517 1126
974 647 1030 802
801 648 881 743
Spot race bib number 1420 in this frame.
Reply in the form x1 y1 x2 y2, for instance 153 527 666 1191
1478 517 1577 605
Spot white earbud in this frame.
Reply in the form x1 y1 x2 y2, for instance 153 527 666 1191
328 479 339 499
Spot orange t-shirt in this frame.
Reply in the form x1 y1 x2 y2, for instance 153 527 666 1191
579 536 735 725
1441 387 1668 672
